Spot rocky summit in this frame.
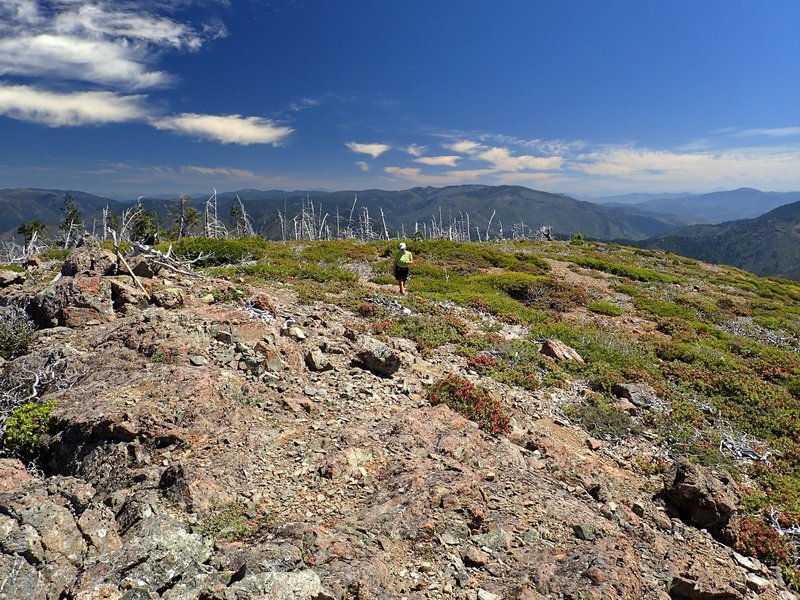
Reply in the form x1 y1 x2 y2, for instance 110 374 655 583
0 239 798 600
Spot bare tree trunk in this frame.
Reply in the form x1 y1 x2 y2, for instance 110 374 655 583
486 210 496 241
380 207 390 240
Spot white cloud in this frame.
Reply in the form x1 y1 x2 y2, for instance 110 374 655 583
346 141 391 158
414 155 461 167
477 146 564 171
355 161 371 172
0 34 169 89
53 4 220 50
729 127 800 138
444 140 482 154
152 113 293 145
406 143 426 157
181 166 258 178
570 145 800 191
0 83 148 126
289 97 321 111
384 166 495 186
1 0 40 25
0 3 225 90
384 166 422 178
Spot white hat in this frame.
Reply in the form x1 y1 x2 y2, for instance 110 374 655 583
399 242 406 249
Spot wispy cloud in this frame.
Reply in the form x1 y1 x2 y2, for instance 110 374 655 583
355 161 371 172
384 166 495 186
476 146 563 171
0 2 224 90
346 141 391 158
728 126 800 138
0 34 170 89
0 1 291 147
152 113 293 145
289 97 321 111
414 155 460 167
569 144 800 191
444 140 481 154
406 143 426 157
0 83 148 126
181 166 259 178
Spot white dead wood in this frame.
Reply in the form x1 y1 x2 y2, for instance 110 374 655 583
108 230 151 300
486 210 496 241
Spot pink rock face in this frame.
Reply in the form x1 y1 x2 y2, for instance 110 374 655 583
0 458 33 492
540 338 584 363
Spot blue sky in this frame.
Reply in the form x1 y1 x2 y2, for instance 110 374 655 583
2 0 800 198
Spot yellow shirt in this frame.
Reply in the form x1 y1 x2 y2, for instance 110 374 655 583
395 249 413 267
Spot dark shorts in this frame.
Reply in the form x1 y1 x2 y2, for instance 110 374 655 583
394 265 409 282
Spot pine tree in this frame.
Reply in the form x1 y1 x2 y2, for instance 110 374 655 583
17 219 48 249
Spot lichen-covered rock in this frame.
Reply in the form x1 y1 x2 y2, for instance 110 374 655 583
31 274 115 327
0 554 48 600
612 382 660 408
661 458 740 545
228 569 328 599
354 336 400 376
60 245 117 277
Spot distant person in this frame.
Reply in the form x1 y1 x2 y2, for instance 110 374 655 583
394 242 414 295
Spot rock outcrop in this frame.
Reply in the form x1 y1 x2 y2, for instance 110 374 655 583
0 247 796 600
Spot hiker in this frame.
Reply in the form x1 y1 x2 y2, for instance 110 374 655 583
394 242 414 295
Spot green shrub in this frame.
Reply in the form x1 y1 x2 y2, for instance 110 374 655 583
387 314 468 350
570 232 586 245
168 237 274 266
3 400 56 456
428 374 511 434
39 248 70 261
572 256 680 283
634 298 698 320
564 397 641 440
587 301 623 316
0 264 24 273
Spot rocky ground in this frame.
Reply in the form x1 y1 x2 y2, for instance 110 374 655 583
0 241 798 600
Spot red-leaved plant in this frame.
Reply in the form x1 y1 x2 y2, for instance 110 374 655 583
428 374 511 435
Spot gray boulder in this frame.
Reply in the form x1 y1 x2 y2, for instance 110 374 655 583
354 336 401 377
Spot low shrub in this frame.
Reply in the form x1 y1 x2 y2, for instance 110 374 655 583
564 397 641 440
169 237 273 266
428 374 511 435
3 400 56 456
0 305 35 358
736 515 796 571
587 301 623 316
571 256 680 283
198 500 274 542
385 314 468 350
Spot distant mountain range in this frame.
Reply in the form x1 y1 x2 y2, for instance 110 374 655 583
0 185 693 242
590 188 800 224
3 185 800 280
638 200 800 280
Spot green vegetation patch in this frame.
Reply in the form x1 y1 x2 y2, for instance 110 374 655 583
168 237 275 266
587 301 624 316
564 396 641 440
571 256 681 283
197 500 274 542
3 400 57 457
